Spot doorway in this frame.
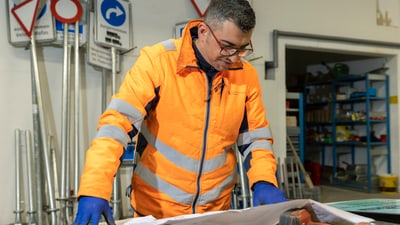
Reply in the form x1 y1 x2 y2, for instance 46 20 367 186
276 37 400 188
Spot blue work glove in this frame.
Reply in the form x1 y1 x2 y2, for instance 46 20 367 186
252 182 287 206
73 196 115 225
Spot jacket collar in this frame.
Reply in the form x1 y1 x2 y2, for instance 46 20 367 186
176 20 243 76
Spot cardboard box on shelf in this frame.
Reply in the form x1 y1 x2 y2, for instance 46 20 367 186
286 116 297 127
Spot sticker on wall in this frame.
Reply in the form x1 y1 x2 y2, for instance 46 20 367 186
376 0 399 27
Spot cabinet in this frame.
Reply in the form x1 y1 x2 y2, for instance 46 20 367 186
286 92 305 163
304 73 391 192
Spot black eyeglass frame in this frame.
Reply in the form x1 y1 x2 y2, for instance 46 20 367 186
204 23 254 57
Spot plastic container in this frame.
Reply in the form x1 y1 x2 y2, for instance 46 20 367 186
378 174 398 193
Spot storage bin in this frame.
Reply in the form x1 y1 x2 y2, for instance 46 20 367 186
379 174 398 193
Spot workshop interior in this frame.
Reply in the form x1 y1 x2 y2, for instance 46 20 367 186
2 0 400 224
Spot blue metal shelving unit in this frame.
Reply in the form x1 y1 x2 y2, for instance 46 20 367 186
304 73 391 192
286 92 305 163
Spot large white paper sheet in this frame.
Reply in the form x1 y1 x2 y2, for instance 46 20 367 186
103 199 375 225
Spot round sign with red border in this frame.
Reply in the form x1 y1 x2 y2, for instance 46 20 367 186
50 0 82 24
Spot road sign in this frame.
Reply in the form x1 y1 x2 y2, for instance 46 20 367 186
94 0 132 51
50 0 82 24
50 1 87 46
7 0 55 46
191 0 211 18
54 20 87 46
11 0 40 37
87 12 120 71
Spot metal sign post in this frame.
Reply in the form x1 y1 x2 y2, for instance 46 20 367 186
94 0 132 219
72 18 81 223
31 28 59 225
25 130 37 225
50 0 83 223
12 1 58 224
14 129 23 225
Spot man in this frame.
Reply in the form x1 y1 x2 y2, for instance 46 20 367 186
73 0 286 224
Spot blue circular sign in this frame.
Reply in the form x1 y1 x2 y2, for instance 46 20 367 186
101 0 126 27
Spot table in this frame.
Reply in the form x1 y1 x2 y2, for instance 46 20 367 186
328 198 400 224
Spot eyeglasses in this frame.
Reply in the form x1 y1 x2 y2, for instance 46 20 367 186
205 23 254 57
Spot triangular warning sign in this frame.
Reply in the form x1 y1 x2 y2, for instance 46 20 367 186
11 0 40 37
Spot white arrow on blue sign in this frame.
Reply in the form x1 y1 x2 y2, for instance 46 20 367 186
95 0 132 51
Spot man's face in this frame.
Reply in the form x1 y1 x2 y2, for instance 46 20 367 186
197 21 253 71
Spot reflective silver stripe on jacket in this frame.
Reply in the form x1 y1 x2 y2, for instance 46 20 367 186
135 124 236 205
140 124 228 173
237 127 274 161
135 161 236 205
237 126 272 146
107 98 144 131
95 124 131 148
160 39 176 51
197 169 237 205
135 161 193 204
242 140 273 161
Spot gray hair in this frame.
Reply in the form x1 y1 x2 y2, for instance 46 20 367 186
204 0 256 33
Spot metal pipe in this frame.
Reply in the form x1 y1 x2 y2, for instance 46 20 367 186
231 189 238 209
101 69 108 111
110 46 122 219
111 47 117 95
30 44 44 225
31 28 58 225
66 43 72 223
266 29 400 70
234 145 250 209
74 20 81 200
49 135 60 209
25 130 37 225
14 129 23 225
72 20 81 223
60 23 72 224
60 23 69 202
112 172 122 219
288 157 296 199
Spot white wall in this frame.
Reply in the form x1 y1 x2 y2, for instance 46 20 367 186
2 0 400 223
1 0 198 223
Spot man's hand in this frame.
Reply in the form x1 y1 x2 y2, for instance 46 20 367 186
252 182 286 206
73 196 115 225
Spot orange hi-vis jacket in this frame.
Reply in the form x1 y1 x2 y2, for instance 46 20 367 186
78 20 278 219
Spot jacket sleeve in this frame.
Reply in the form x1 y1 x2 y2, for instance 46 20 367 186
237 63 278 189
77 44 164 200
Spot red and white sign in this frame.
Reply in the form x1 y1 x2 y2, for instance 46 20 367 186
50 0 82 24
7 0 56 46
191 0 211 18
11 0 40 37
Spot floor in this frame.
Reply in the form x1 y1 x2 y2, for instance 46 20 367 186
318 185 400 203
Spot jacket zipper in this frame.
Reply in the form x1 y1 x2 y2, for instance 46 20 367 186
191 74 213 213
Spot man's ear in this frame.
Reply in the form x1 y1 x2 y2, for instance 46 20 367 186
197 22 208 39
